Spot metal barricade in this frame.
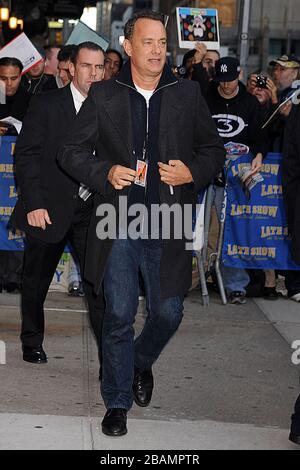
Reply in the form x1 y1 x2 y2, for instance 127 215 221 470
194 183 227 306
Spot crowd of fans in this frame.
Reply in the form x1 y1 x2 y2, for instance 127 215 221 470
0 38 300 305
0 10 300 443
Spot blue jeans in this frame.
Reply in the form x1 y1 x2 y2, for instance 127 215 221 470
68 254 82 284
214 185 250 294
102 237 184 410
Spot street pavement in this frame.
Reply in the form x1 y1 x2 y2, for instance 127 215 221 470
0 288 299 450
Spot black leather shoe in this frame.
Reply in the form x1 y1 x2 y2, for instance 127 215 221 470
263 287 279 300
5 282 21 293
23 346 47 364
289 432 300 445
289 416 300 445
133 367 154 407
101 408 127 437
289 412 300 445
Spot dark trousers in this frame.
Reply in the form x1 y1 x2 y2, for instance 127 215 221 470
101 237 184 410
20 199 104 361
291 394 300 434
284 270 300 297
0 250 23 284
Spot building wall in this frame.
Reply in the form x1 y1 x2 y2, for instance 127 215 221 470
249 0 300 73
96 0 300 74
251 0 300 34
198 0 237 27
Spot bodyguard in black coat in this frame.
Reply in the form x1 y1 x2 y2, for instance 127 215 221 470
10 43 106 365
11 86 81 243
58 12 225 437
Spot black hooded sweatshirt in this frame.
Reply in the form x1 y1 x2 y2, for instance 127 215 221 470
205 81 267 158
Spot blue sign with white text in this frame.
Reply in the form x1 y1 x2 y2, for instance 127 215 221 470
0 136 25 251
222 153 300 270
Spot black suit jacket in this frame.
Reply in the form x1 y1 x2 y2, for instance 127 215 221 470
58 63 225 297
10 85 82 243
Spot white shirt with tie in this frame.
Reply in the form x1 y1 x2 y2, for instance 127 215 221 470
70 82 92 201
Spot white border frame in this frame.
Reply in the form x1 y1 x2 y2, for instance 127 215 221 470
176 7 220 50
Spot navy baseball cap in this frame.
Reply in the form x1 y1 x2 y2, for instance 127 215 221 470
214 57 241 82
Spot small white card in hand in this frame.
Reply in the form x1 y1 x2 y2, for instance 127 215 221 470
134 160 148 187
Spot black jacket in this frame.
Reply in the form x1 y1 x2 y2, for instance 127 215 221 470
0 86 31 121
21 73 58 95
58 61 225 297
205 81 267 157
267 86 298 153
191 62 210 95
10 85 84 243
282 104 300 264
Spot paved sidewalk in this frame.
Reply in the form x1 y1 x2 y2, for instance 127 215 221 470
0 289 299 450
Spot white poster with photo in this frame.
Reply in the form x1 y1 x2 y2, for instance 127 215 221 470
176 7 220 50
0 33 43 74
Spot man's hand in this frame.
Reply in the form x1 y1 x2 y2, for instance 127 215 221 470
27 209 52 230
0 125 7 136
108 165 137 190
248 75 279 105
193 42 207 65
266 77 278 104
158 160 194 186
251 153 263 175
279 100 293 118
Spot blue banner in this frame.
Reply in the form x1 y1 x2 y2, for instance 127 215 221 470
222 153 300 270
0 136 25 251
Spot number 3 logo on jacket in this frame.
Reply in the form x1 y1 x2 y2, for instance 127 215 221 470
212 114 248 138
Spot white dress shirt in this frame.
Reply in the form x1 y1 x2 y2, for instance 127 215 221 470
69 82 91 201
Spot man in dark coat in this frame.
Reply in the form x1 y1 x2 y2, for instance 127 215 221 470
10 42 106 366
283 104 300 296
0 57 31 293
58 11 225 437
21 45 57 95
282 101 300 446
0 57 31 126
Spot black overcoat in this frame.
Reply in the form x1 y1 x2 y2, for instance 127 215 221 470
283 104 300 264
10 85 82 243
58 63 225 297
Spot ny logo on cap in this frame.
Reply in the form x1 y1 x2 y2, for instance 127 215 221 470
221 64 228 73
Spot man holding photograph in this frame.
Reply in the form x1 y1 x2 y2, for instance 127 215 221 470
205 57 267 304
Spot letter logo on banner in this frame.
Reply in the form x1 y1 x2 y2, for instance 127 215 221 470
0 137 25 251
222 153 300 270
